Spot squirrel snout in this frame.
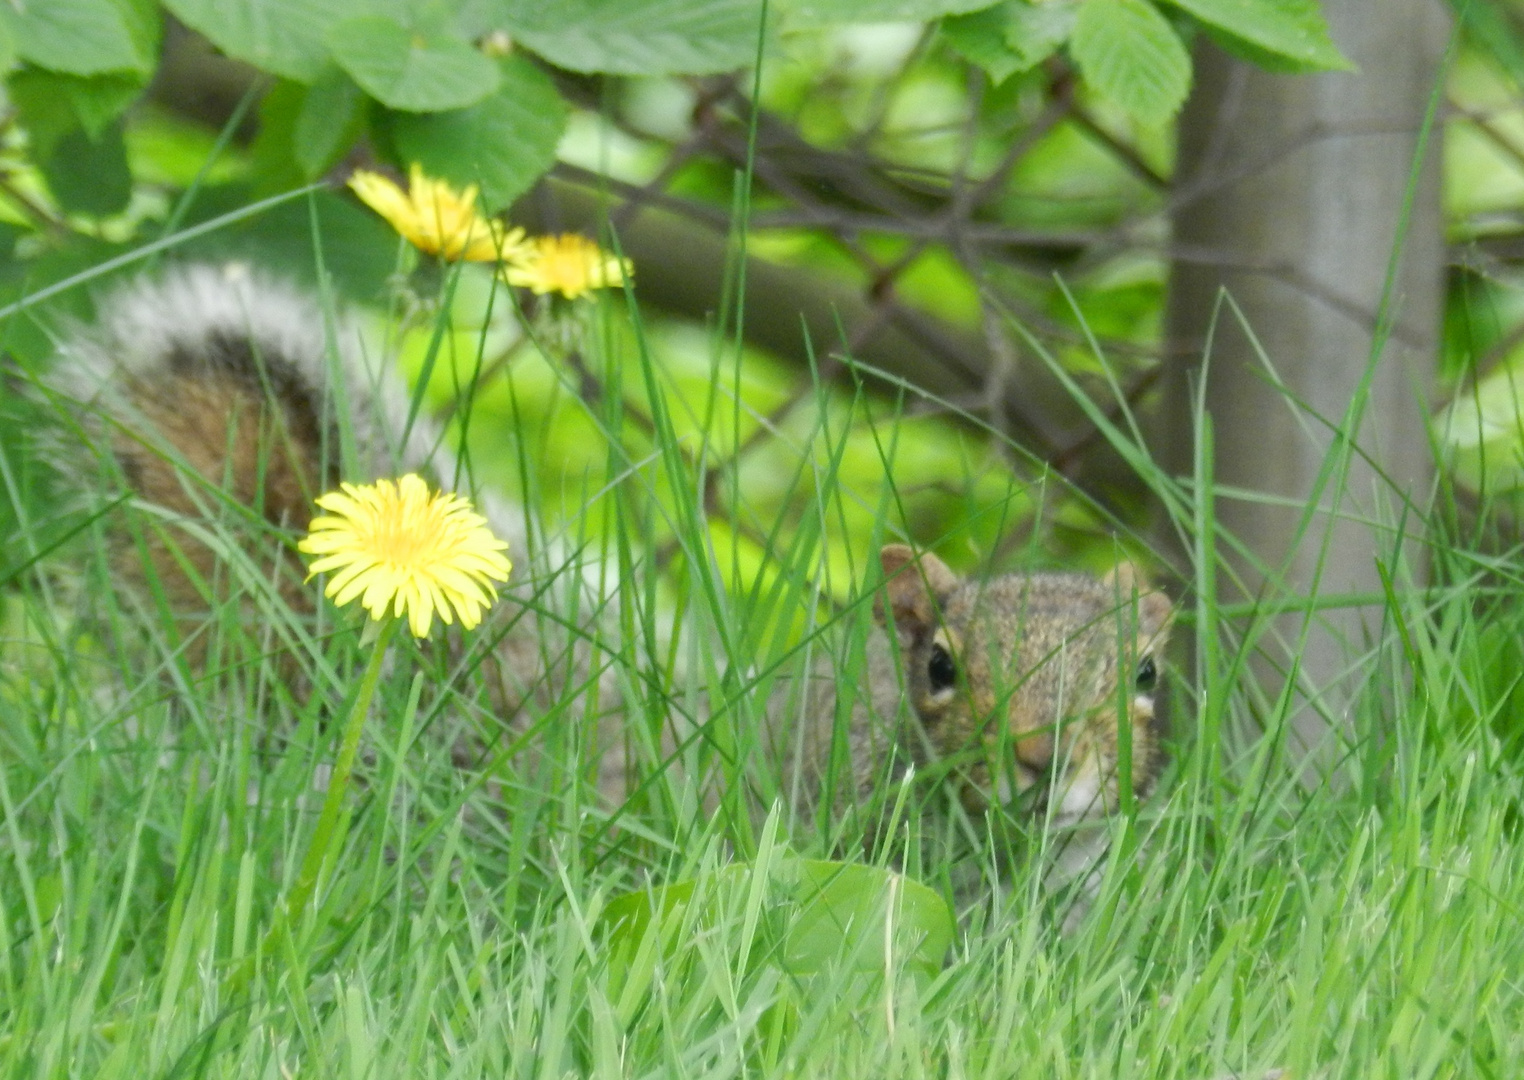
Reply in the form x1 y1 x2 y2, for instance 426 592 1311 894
984 684 1160 816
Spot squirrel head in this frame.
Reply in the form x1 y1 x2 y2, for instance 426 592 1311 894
875 544 1173 819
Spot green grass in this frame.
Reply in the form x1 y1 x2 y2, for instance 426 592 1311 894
2 257 1523 1079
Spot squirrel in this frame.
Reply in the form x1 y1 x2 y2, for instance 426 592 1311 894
771 544 1172 832
42 264 422 631
36 262 1173 906
34 263 573 727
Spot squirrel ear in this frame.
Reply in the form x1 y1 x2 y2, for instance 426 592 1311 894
875 544 959 635
1103 561 1174 638
1102 561 1141 593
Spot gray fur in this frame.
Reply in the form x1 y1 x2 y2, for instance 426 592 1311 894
45 262 530 557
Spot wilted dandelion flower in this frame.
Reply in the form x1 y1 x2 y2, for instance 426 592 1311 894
298 474 512 638
502 233 632 299
348 164 526 263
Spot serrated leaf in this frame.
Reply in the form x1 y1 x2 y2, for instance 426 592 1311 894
1007 0 1077 69
1195 26 1319 76
1161 0 1350 72
164 0 351 81
3 0 158 76
391 55 567 211
942 1 1074 83
942 5 1026 84
329 16 500 112
788 0 1001 23
1071 0 1190 125
294 66 366 179
502 0 760 76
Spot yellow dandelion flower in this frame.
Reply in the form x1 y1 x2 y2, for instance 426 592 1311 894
348 164 526 263
502 233 632 299
298 474 512 638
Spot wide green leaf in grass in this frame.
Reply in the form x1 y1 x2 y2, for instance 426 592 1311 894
601 858 955 981
502 0 761 76
391 55 567 211
1162 0 1351 73
1 0 158 76
329 15 500 113
1071 0 1191 125
165 0 346 81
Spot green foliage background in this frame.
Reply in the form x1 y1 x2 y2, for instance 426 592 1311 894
0 0 1353 594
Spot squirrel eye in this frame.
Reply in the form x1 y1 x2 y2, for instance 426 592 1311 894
1135 655 1158 692
927 643 957 692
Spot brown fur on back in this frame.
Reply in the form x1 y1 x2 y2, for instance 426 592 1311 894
111 369 326 622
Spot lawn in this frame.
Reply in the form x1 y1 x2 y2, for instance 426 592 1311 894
2 313 1520 1079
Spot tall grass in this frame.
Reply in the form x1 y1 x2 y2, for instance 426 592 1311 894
0 238 1521 1079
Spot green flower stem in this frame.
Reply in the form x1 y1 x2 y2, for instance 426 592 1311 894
229 617 399 992
283 616 399 932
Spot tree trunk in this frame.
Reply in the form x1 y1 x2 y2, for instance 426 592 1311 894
1160 0 1449 763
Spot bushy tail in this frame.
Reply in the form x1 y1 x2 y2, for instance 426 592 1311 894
41 263 532 622
39 261 619 788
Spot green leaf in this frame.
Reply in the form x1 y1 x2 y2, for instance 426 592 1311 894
780 861 954 976
41 120 133 216
247 80 308 197
502 0 761 76
10 74 82 163
294 66 366 179
942 5 1026 84
601 859 955 980
9 69 145 152
1447 0 1524 92
1161 0 1351 72
941 1 1076 84
60 73 147 138
164 0 351 81
1441 361 1524 496
2 0 158 76
0 17 16 72
1007 0 1078 69
328 15 500 112
171 188 398 301
390 56 566 211
788 0 1001 23
1070 0 1191 125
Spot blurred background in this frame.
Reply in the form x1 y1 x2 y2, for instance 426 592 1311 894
0 0 1517 741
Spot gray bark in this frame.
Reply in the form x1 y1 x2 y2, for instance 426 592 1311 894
1159 0 1449 762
